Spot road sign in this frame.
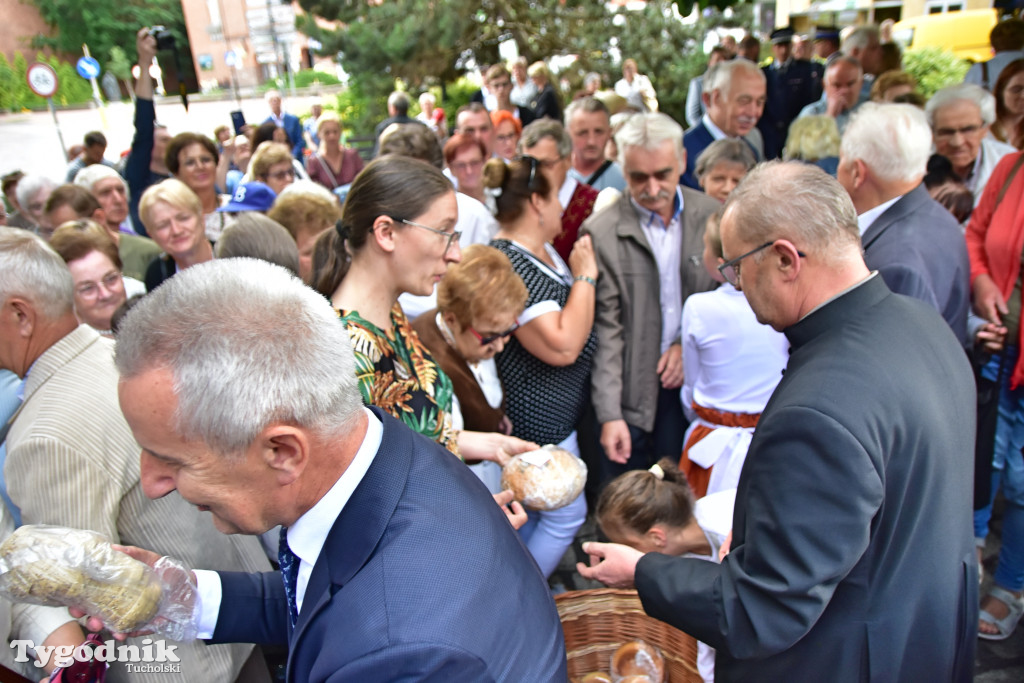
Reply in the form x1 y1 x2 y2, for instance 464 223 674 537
26 63 58 98
76 56 101 80
225 50 238 67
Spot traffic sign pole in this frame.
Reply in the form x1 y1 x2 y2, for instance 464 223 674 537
47 97 68 162
26 63 67 160
80 45 108 130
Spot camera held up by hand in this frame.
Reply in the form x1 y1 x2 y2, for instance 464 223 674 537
148 26 176 52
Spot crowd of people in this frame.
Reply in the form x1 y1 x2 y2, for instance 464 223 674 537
0 15 1021 682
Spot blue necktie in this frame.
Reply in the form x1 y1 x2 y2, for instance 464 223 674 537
278 526 299 626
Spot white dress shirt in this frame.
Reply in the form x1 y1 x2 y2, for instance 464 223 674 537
631 188 684 354
856 195 902 236
194 409 383 638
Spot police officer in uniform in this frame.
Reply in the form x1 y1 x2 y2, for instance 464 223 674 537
758 27 823 159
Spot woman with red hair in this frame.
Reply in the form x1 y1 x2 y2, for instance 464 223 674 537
490 110 522 162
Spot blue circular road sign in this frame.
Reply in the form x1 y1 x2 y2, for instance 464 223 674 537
76 56 101 80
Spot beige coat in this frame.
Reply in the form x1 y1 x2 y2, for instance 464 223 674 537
6 325 271 683
581 187 719 431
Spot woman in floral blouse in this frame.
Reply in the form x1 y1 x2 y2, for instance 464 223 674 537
311 155 533 467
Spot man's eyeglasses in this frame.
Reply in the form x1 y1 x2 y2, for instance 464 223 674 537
717 241 805 287
934 123 984 141
469 322 519 345
517 155 561 190
395 218 461 253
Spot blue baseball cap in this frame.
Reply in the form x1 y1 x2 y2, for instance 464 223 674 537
218 182 277 213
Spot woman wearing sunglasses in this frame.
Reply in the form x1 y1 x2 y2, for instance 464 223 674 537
485 156 599 578
412 244 528 491
311 156 535 484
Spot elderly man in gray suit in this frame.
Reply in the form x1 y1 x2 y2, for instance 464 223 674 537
837 102 970 345
581 112 719 483
0 228 272 682
579 162 977 683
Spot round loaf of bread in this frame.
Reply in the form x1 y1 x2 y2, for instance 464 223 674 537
0 525 163 633
501 446 587 511
611 640 665 683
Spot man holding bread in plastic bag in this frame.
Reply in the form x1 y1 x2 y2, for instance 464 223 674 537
76 257 566 682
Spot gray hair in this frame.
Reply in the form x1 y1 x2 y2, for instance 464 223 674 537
214 214 300 275
841 103 931 183
518 119 572 159
418 92 436 108
15 176 58 214
387 91 411 116
0 227 74 319
73 164 128 196
114 258 362 456
704 59 765 98
825 55 863 84
925 83 996 127
564 96 611 128
695 138 757 180
842 25 880 53
615 112 684 167
724 161 861 264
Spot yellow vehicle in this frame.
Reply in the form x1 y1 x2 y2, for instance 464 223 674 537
892 9 999 62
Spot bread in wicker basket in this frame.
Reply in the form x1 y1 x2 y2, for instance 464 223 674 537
555 588 702 683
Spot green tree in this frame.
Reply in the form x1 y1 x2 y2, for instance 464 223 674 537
298 0 753 132
28 0 187 70
903 47 969 99
107 46 135 99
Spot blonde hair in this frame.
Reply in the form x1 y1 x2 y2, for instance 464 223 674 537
250 142 294 181
783 116 840 162
437 245 527 328
316 110 342 136
139 178 202 232
528 61 551 83
268 182 341 243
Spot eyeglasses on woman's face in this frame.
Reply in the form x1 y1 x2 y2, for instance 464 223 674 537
394 217 462 254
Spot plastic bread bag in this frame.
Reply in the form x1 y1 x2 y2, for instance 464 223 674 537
0 525 199 641
611 640 665 683
501 445 587 511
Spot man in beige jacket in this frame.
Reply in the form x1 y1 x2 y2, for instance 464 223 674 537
581 113 719 484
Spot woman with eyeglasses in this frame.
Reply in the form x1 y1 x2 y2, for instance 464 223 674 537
164 132 233 243
311 156 536 483
444 134 492 212
490 110 522 162
485 156 598 578
48 220 146 337
249 142 298 196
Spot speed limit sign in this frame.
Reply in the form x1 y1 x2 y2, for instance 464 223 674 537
26 62 59 98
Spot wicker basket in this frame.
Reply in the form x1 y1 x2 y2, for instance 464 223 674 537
555 588 702 683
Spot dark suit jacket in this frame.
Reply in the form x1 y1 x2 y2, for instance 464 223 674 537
758 59 822 160
681 122 759 190
635 276 977 682
862 183 971 345
681 122 715 190
211 409 567 683
265 112 305 160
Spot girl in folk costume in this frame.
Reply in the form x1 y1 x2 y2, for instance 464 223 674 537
678 212 789 498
